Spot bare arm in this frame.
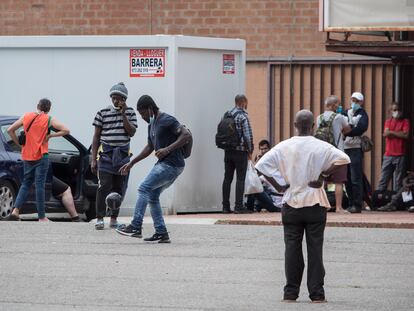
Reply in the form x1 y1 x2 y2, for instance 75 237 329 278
91 127 102 175
49 117 70 138
342 125 352 135
6 116 24 146
119 102 136 137
308 164 341 188
256 169 289 193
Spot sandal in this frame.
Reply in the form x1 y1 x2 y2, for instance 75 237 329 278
3 214 21 221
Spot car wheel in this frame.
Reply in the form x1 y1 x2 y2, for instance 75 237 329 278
0 180 16 219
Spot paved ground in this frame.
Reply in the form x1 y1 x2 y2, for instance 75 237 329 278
170 211 414 229
0 219 413 310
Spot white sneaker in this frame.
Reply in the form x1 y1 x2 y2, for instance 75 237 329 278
95 219 104 230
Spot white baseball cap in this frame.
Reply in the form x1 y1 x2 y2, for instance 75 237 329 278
351 92 364 101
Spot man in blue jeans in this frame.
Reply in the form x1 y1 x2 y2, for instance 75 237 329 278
5 98 69 221
116 95 191 243
343 92 369 213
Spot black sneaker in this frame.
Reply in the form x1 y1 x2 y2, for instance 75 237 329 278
222 208 232 214
144 232 171 243
115 224 142 238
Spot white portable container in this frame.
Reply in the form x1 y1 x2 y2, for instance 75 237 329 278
0 35 246 214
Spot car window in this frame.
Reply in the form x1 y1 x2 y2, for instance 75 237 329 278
48 134 80 155
1 124 23 152
1 125 79 155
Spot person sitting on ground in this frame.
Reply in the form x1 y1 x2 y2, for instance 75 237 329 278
7 176 81 222
378 171 414 212
52 177 80 221
246 139 284 212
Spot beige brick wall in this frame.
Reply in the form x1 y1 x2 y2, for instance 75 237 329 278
0 0 335 58
0 0 348 153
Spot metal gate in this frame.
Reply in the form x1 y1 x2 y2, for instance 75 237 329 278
268 60 394 189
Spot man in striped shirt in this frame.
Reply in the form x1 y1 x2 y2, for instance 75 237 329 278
91 82 138 230
222 94 254 214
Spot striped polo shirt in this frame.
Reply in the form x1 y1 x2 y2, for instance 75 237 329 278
93 105 138 146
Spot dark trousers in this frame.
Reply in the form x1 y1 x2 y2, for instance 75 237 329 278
345 148 363 210
282 204 327 301
391 187 414 210
246 192 280 212
96 170 127 219
222 150 248 210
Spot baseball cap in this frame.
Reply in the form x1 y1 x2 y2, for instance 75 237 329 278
351 92 364 101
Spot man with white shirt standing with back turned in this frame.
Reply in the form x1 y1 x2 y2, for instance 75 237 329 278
255 110 350 303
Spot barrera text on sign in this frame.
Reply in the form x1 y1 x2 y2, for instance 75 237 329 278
130 48 166 78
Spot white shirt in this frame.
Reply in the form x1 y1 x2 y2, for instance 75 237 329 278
255 136 351 209
316 111 348 151
344 109 362 149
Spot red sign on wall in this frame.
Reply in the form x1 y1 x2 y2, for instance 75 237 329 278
223 54 235 74
130 49 165 77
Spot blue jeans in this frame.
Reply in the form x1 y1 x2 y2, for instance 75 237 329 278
14 157 49 219
131 162 184 233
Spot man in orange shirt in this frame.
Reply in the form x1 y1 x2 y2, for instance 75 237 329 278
6 98 69 221
377 103 410 211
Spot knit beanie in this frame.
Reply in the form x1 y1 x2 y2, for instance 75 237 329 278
109 82 128 99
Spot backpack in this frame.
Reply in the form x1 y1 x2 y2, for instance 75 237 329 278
181 125 193 159
314 113 337 146
215 111 241 149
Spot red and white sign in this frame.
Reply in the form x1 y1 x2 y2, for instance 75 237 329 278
130 49 165 77
223 54 235 74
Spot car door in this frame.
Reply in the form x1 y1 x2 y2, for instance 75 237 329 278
47 131 98 215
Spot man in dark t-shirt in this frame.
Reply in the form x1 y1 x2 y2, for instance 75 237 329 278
116 95 191 243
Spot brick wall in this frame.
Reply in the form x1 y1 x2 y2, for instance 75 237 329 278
0 0 333 58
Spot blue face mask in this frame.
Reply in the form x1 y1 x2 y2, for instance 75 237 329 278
351 102 361 111
336 106 343 113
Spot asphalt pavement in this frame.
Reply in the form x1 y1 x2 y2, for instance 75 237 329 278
0 219 413 310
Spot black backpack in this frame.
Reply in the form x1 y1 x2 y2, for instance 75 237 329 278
215 111 241 149
181 125 193 159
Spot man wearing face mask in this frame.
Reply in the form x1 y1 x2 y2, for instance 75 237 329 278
91 82 138 230
316 95 351 212
116 95 191 243
376 103 410 210
343 92 369 213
